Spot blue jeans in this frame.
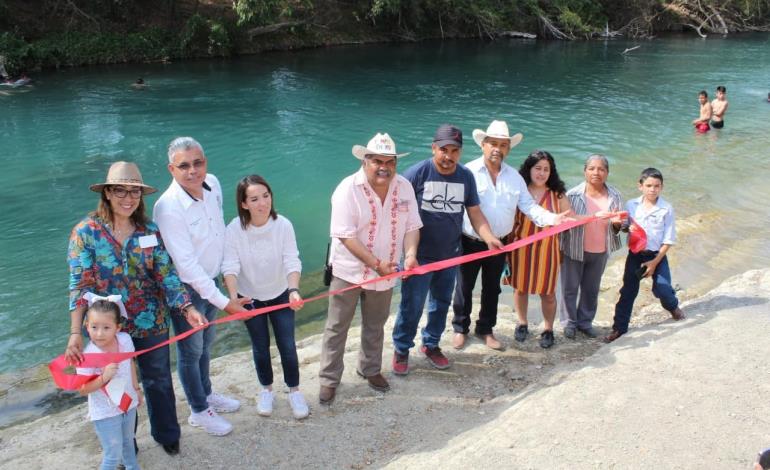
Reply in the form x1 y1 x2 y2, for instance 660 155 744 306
132 333 179 446
243 290 300 388
392 262 457 354
92 408 139 470
171 285 218 413
613 251 679 334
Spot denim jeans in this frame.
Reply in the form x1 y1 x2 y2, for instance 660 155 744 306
392 261 457 354
171 284 218 413
92 408 139 470
132 333 179 446
452 236 506 335
243 290 300 388
613 251 679 334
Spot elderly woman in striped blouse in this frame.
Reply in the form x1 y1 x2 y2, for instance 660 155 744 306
559 154 624 339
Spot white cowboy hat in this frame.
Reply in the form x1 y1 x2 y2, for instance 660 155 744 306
352 132 410 160
472 120 524 149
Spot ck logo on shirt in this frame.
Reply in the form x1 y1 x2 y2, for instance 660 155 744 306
421 182 465 214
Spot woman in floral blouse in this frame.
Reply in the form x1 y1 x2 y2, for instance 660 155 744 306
64 161 205 456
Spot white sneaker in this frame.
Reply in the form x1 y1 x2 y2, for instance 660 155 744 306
207 391 240 413
288 390 309 420
257 389 274 417
188 408 233 436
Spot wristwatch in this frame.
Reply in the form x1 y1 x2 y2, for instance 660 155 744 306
287 288 300 295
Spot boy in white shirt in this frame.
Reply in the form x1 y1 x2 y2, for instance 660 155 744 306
605 168 685 343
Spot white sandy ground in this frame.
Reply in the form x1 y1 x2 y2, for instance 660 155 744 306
1 268 768 470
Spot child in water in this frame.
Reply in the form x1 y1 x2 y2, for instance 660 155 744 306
692 90 712 133
605 168 685 343
710 85 728 129
76 299 143 470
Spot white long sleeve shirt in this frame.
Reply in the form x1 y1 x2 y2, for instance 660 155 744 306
153 174 229 310
462 157 556 239
221 215 302 301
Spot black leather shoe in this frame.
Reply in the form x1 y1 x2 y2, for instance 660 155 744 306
539 330 555 349
162 441 180 456
578 326 598 338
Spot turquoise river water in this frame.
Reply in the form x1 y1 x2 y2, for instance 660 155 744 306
1 34 769 426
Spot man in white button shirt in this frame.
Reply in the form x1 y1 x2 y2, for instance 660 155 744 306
154 137 249 437
451 120 568 350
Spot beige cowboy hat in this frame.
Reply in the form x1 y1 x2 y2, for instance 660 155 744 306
472 120 524 148
352 132 410 160
90 161 157 195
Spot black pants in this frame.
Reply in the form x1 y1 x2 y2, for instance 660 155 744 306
451 236 507 335
132 333 180 446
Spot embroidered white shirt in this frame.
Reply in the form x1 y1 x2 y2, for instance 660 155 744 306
329 169 422 291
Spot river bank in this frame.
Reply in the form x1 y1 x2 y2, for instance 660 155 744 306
1 266 767 468
3 0 769 76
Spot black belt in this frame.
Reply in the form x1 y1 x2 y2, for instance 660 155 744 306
638 250 659 256
463 234 486 244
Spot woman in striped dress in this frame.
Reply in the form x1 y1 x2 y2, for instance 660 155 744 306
506 151 571 348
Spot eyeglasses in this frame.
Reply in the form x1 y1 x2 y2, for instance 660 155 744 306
110 186 143 199
173 159 206 172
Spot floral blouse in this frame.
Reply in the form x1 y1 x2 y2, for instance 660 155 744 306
68 215 190 338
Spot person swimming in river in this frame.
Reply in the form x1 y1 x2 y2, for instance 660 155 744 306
692 90 712 133
710 86 728 129
131 78 147 89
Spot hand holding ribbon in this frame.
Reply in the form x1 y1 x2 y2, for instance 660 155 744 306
50 212 624 391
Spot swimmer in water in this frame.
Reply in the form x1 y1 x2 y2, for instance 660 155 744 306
692 90 712 133
710 86 728 129
131 78 147 89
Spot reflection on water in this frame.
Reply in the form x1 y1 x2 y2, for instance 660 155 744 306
1 34 769 424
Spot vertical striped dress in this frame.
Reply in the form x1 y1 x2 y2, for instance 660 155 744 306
507 190 561 295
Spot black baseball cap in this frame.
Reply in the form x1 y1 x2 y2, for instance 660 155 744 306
433 124 463 148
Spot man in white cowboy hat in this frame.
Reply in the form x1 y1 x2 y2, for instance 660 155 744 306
318 132 422 405
391 124 504 375
153 137 250 437
451 120 570 350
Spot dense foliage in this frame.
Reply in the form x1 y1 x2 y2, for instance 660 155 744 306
1 0 769 75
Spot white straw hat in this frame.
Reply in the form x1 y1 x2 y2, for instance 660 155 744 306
352 133 410 160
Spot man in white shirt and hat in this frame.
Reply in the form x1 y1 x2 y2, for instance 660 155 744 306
154 137 250 436
319 132 422 405
451 120 569 350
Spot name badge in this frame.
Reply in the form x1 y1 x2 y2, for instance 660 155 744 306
139 234 159 248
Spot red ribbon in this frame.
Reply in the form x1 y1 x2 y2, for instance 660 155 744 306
628 220 648 254
50 212 625 390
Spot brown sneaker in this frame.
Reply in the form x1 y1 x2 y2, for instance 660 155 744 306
670 308 686 321
603 330 623 343
318 386 336 405
452 333 467 350
476 333 504 351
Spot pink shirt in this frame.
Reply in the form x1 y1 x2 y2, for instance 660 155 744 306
583 192 609 253
330 169 422 291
